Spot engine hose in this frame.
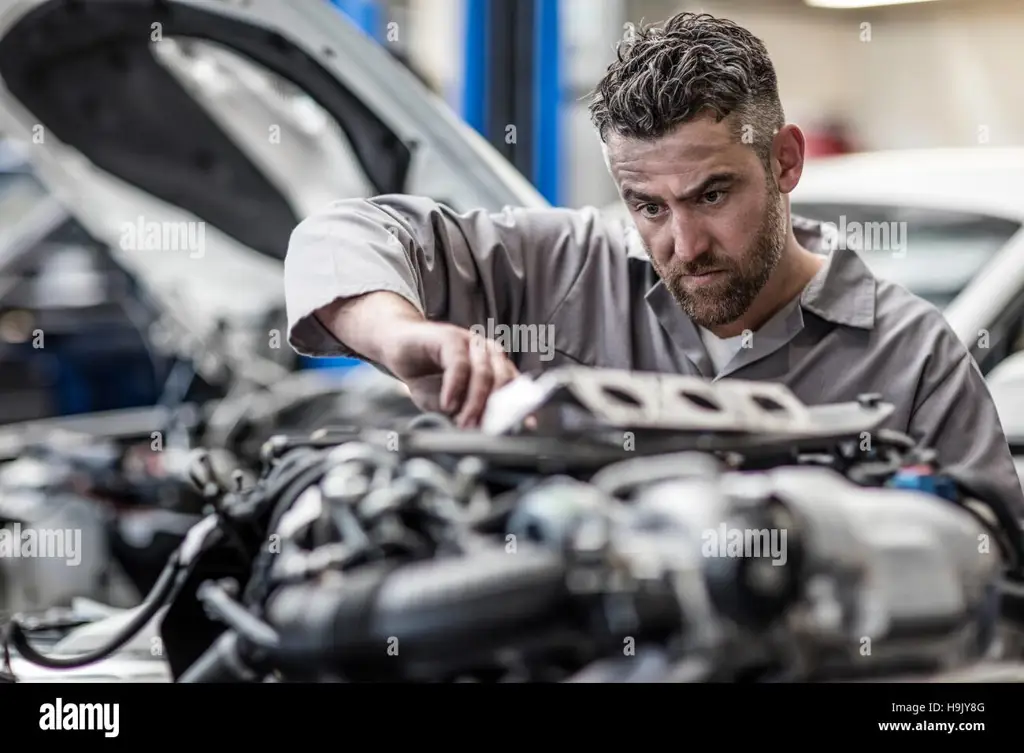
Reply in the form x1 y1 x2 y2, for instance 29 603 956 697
873 428 917 452
242 460 334 611
3 550 184 670
243 443 408 609
4 448 330 672
197 581 279 650
251 451 324 511
588 452 724 497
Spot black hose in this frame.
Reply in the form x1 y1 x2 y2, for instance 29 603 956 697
242 458 333 610
176 630 256 683
3 550 183 670
2 447 327 673
197 581 279 650
405 413 454 430
243 448 327 521
873 428 918 452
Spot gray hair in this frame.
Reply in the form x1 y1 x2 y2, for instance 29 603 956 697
588 12 785 171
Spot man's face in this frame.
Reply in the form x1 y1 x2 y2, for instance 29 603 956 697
606 114 788 328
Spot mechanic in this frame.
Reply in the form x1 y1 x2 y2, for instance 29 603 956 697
283 12 1024 515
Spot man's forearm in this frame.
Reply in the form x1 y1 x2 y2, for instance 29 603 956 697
313 291 424 366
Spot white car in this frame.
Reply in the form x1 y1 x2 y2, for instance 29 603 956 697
604 148 1024 377
0 0 548 343
983 351 1024 485
791 148 1024 377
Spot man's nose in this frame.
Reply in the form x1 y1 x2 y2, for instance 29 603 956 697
670 214 711 263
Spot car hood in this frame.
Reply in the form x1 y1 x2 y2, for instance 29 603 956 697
0 0 546 325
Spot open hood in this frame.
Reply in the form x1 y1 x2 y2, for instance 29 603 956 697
0 0 547 324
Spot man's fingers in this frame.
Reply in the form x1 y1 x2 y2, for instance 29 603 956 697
455 335 495 427
439 342 471 414
406 375 444 413
437 332 519 426
490 348 520 390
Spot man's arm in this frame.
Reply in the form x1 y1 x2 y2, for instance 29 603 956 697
908 350 1024 519
311 290 520 427
284 195 617 362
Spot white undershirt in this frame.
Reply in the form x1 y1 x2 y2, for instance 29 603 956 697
698 327 747 375
698 295 804 376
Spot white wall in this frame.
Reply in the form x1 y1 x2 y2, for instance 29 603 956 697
401 0 464 105
836 0 1024 150
623 0 1024 150
621 0 854 132
563 0 629 209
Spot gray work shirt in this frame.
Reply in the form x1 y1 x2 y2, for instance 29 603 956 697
285 195 1024 515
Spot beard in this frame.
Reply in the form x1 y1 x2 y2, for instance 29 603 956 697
655 182 787 329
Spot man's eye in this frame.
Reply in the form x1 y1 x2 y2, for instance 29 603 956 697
702 190 726 205
638 203 661 218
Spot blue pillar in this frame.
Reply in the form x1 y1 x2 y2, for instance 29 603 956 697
461 0 563 206
329 0 383 42
532 0 562 206
461 0 490 135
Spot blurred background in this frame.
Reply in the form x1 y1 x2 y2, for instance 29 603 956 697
382 0 1024 208
0 0 1022 426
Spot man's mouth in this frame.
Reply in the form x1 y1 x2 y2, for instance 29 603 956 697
682 270 726 285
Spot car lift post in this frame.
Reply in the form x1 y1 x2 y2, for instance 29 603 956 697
328 0 383 41
462 0 563 205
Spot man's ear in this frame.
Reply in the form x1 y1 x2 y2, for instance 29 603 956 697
773 124 805 194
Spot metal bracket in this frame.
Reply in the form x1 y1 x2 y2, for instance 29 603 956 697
480 367 892 439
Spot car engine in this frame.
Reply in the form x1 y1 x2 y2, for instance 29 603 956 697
4 367 1023 683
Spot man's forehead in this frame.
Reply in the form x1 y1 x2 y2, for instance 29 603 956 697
604 122 746 179
606 117 736 153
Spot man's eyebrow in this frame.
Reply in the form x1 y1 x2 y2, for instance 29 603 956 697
621 173 737 205
678 172 737 201
621 187 660 204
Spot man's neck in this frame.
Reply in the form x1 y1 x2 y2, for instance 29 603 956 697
707 235 825 339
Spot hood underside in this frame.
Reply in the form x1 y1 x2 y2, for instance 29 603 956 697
0 0 410 260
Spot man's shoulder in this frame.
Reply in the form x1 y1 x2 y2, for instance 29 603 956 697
873 275 971 364
497 203 646 256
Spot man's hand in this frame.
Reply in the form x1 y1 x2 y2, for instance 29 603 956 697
384 321 520 427
313 292 521 427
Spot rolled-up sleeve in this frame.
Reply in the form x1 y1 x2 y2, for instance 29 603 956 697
284 195 614 360
909 351 1024 518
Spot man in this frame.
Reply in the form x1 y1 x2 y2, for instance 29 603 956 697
284 12 1023 514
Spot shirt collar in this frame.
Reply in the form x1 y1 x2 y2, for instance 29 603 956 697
796 217 877 330
644 215 877 336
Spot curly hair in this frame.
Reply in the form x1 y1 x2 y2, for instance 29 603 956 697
588 12 785 171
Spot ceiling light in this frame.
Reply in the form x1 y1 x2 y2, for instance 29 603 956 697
804 0 940 8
